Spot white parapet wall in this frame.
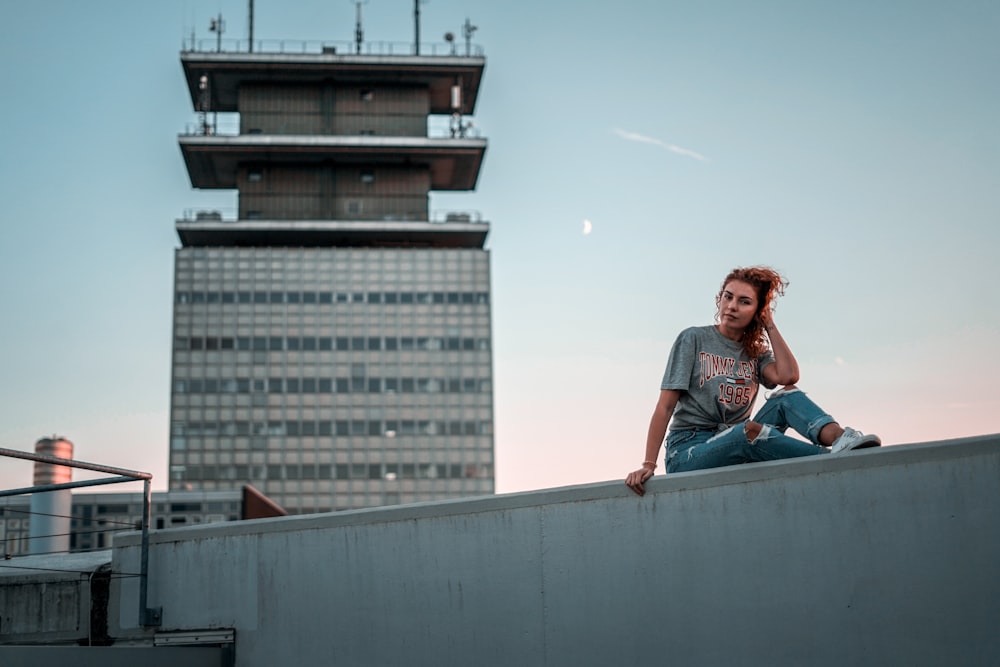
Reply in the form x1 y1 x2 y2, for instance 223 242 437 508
97 435 1000 665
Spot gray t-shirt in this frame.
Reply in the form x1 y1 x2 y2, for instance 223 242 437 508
660 325 776 431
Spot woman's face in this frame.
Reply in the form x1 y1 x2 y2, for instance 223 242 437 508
718 280 760 332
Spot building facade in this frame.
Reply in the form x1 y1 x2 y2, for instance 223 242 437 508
168 40 494 513
0 487 281 557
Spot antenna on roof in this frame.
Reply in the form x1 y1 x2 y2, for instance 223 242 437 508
209 13 225 53
462 18 477 57
413 0 428 55
248 0 255 53
352 0 369 54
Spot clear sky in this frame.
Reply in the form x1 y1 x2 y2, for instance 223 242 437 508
1 0 998 495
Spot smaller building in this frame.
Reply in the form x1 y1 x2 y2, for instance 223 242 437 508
0 486 283 557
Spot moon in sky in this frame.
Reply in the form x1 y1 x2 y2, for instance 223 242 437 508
582 219 593 235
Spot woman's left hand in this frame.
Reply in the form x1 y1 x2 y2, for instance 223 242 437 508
759 306 775 330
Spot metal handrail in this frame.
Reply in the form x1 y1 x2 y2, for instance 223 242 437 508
181 37 484 58
178 123 484 139
0 447 161 627
175 208 485 224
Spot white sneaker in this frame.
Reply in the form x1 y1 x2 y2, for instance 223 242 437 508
830 427 882 454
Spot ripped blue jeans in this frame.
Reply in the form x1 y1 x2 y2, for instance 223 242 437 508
665 388 835 473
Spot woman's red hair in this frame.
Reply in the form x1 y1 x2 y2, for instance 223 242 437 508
716 266 788 358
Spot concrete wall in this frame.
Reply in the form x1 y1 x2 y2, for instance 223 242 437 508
105 435 1000 666
0 645 225 667
0 552 108 645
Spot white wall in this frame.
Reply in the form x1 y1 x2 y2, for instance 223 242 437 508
110 435 1000 666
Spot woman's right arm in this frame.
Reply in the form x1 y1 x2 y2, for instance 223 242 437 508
625 389 680 496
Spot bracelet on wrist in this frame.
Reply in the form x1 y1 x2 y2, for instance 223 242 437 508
641 460 657 470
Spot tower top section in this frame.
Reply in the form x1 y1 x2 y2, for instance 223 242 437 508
180 45 485 115
176 30 489 246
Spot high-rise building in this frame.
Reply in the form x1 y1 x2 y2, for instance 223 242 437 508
168 29 493 513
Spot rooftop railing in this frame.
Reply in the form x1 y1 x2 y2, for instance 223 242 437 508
178 121 483 139
178 209 485 224
0 447 161 627
182 37 484 58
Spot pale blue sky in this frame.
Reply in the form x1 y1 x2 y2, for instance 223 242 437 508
1 0 998 493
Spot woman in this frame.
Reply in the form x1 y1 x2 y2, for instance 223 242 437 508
626 266 880 496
